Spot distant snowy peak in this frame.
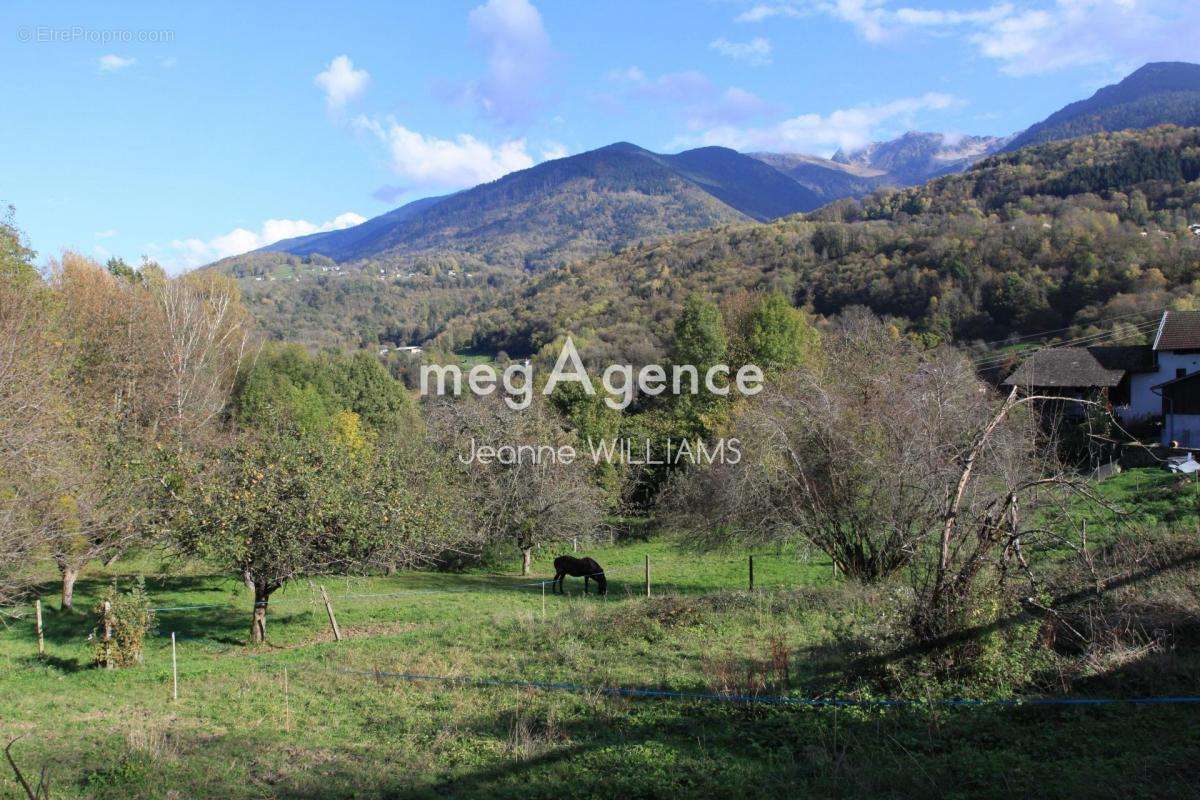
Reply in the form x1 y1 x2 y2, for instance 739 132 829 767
832 131 1009 183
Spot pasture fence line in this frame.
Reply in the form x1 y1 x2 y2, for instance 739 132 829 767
11 549 821 667
314 665 1200 710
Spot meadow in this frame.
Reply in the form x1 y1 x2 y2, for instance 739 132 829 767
2 501 1199 800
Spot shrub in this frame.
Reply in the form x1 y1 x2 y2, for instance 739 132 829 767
93 578 156 668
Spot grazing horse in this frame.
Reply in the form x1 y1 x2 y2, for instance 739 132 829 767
552 555 607 596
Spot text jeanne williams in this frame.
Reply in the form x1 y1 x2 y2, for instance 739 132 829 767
458 437 742 466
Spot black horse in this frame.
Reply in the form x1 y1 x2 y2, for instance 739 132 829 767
552 555 607 595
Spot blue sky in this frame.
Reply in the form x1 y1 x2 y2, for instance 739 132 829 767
1 0 1196 271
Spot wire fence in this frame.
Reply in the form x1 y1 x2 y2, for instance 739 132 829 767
10 560 1200 714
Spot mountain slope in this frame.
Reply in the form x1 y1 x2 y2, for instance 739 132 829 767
747 152 886 201
436 126 1200 363
253 142 821 271
653 146 823 221
1004 62 1200 151
261 194 451 258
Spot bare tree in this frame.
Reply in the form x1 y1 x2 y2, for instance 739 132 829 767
149 271 252 450
669 313 1002 580
668 312 1124 647
0 256 58 608
426 395 606 575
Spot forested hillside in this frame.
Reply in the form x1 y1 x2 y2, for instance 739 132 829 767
1004 62 1200 151
436 126 1200 364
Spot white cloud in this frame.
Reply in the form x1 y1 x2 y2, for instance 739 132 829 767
672 92 960 155
354 116 536 188
163 212 367 271
735 4 807 23
314 55 370 110
605 68 774 128
93 245 112 261
710 37 773 66
736 0 1198 76
94 229 118 239
159 56 178 68
969 0 1200 76
98 54 136 72
605 66 645 83
465 0 552 125
894 5 1013 26
540 141 569 160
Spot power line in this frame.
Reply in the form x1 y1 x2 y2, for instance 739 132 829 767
972 319 1160 369
969 308 1160 350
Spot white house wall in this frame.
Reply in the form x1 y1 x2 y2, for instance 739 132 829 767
1124 351 1200 420
1162 413 1200 447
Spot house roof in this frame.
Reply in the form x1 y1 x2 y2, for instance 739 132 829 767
1001 345 1152 388
1152 310 1200 351
1152 370 1200 392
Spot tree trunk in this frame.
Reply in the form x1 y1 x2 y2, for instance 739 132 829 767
61 566 79 611
521 546 533 576
251 584 271 644
243 569 255 592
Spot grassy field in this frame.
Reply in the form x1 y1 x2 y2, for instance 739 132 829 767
1 529 1198 799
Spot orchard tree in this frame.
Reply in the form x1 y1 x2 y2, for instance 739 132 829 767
168 413 461 642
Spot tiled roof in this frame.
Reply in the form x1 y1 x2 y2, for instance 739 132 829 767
1088 345 1156 373
1001 345 1151 388
1153 310 1200 351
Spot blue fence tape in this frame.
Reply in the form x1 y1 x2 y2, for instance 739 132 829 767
335 668 1200 709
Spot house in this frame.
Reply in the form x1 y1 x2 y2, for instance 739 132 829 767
1001 345 1154 416
1128 310 1200 421
1155 371 1200 446
1002 310 1200 424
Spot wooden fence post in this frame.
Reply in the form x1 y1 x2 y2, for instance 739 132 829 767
35 599 44 656
283 668 291 732
171 632 178 700
320 585 343 642
644 554 651 598
102 600 113 669
748 555 755 592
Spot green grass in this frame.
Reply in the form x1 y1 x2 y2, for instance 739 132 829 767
1024 467 1200 557
1 538 1197 799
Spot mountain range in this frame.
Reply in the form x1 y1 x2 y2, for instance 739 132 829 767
213 61 1200 349
256 143 822 271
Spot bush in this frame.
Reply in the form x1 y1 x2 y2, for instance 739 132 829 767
93 578 156 668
